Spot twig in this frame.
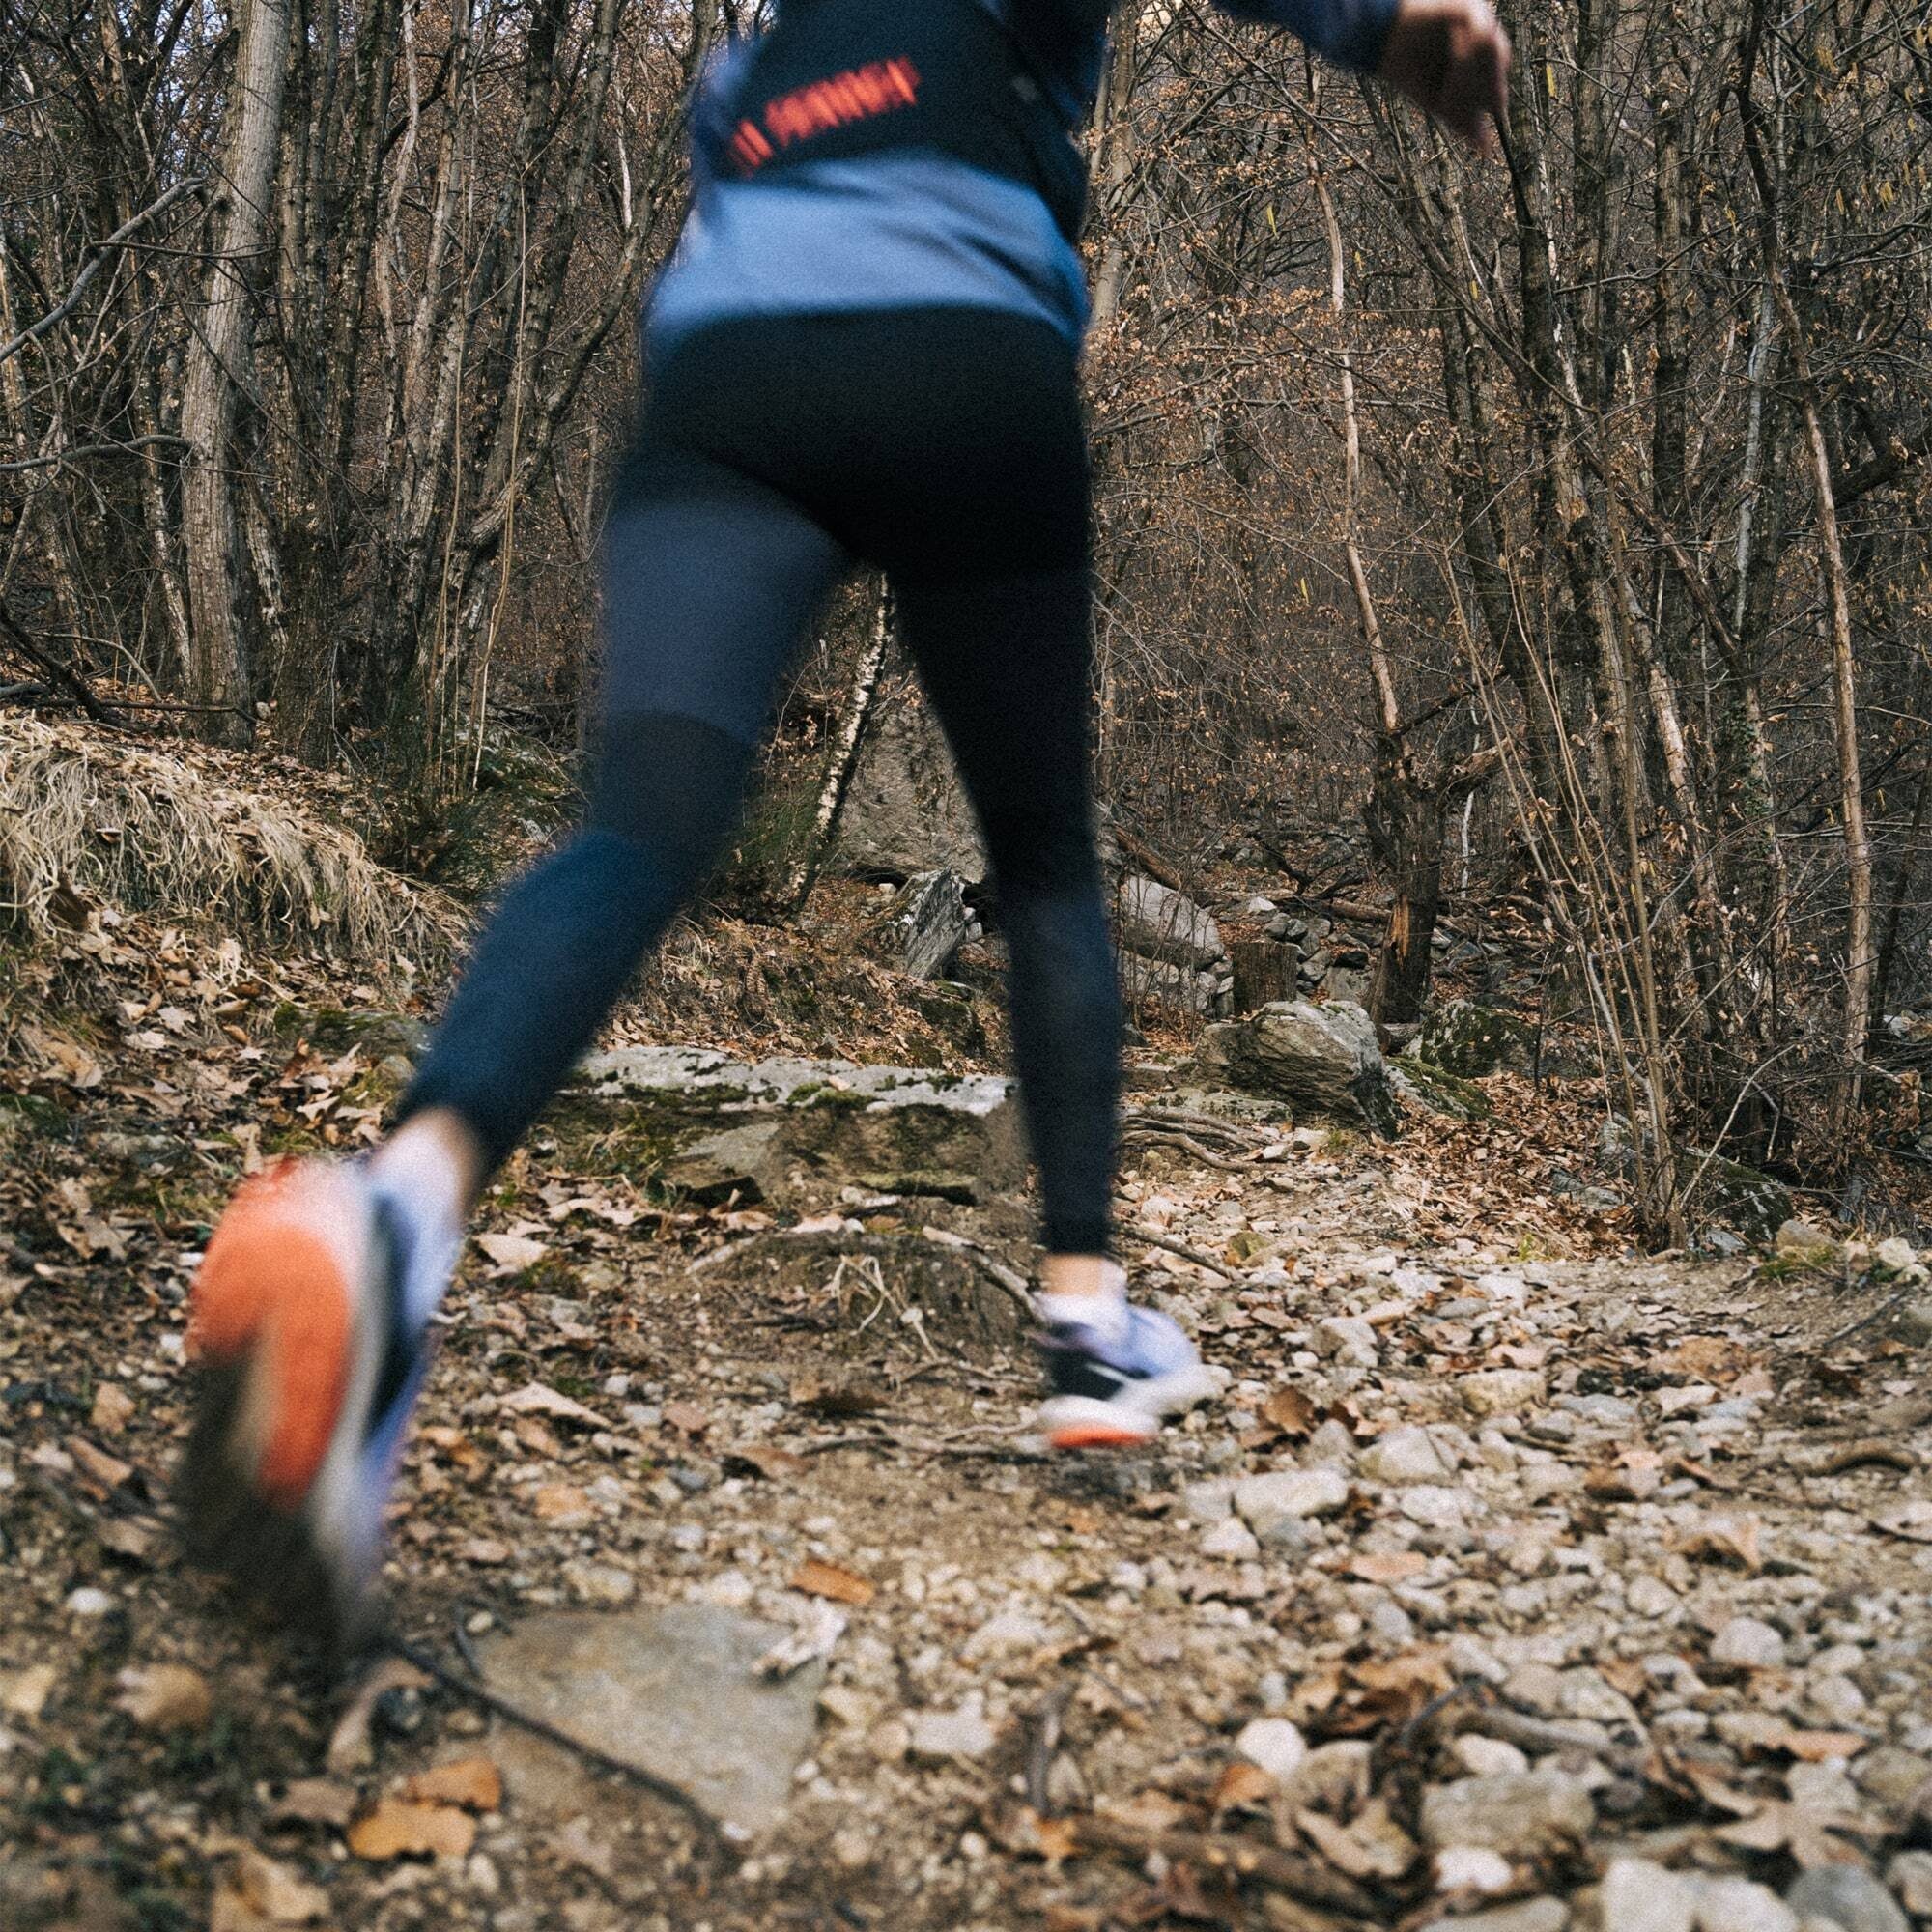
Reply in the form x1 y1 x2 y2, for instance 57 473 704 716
1120 1126 1253 1172
1070 1811 1378 1918
384 1635 724 1850
0 178 208 366
1121 1224 1237 1282
1818 1287 1918 1352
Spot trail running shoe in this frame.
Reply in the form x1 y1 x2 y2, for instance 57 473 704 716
1037 1303 1220 1449
178 1159 429 1649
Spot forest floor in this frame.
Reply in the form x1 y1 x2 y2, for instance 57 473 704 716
5 762 1932 1932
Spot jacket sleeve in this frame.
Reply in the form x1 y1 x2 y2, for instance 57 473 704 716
1213 0 1400 75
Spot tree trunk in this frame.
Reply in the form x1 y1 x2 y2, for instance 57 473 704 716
180 0 292 745
788 581 893 910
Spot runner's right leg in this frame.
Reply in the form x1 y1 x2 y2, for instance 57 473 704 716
181 427 847 1643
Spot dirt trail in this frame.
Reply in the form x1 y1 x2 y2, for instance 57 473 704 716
5 1062 1932 1932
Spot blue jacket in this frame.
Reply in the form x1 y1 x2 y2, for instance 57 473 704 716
648 0 1397 354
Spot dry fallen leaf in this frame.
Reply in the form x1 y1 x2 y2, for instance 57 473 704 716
90 1383 136 1434
791 1558 876 1605
1667 1512 1764 1572
532 1483 591 1524
1771 1728 1870 1763
474 1231 549 1276
67 1435 135 1496
401 1756 503 1812
347 1797 477 1861
1 1662 58 1720
498 1381 610 1431
114 1663 213 1732
1262 1387 1320 1436
228 1848 328 1925
1211 1761 1276 1809
266 1778 358 1829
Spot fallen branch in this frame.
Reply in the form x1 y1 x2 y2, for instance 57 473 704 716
1121 1224 1237 1281
384 1635 724 1851
1070 1810 1378 1919
1119 1126 1253 1173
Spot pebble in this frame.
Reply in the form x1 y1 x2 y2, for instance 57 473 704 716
1460 1370 1549 1418
1783 1867 1910 1932
1200 1518 1261 1561
66 1588 115 1617
1630 1576 1681 1618
1316 1316 1380 1367
1885 1852 1932 1918
1694 1877 1800 1932
1711 1616 1787 1670
1418 1772 1594 1855
1183 1480 1236 1523
907 1697 996 1763
1433 1843 1515 1894
562 1561 637 1606
1360 1425 1450 1486
1235 1467 1349 1533
1601 1859 1697 1932
1234 1717 1308 1781
1856 1747 1932 1811
1454 1735 1530 1777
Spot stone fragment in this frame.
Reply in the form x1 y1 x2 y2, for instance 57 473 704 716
1885 1852 1932 1918
569 1046 1024 1210
1600 1859 1698 1932
907 1697 996 1764
833 677 986 881
1712 1616 1787 1670
1417 1772 1594 1856
1315 1315 1380 1367
1776 1219 1838 1258
1433 1843 1515 1894
1360 1425 1450 1486
1117 874 1225 970
1454 1736 1529 1777
1460 1369 1548 1418
1196 999 1398 1136
562 1561 636 1607
1200 1518 1260 1562
1234 1467 1349 1534
1694 1877 1799 1932
881 869 974 980
1234 1718 1308 1781
477 1605 824 1836
1783 1866 1910 1932
1629 1576 1681 1618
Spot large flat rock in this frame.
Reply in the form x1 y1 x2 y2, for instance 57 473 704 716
562 1046 1023 1207
478 1605 824 1838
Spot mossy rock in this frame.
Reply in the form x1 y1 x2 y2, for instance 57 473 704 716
1418 1001 1536 1079
270 1004 427 1063
1389 1060 1492 1122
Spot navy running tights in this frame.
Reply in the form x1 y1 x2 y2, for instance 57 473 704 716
400 308 1120 1255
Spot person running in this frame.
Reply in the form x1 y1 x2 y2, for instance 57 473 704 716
181 0 1509 1642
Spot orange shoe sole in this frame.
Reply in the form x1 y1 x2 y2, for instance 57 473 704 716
187 1162 356 1505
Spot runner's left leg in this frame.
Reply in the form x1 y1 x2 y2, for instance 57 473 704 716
181 429 848 1640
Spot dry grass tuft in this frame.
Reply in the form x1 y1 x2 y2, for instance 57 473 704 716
0 716 464 978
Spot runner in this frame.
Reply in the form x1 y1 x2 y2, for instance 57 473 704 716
181 0 1509 1643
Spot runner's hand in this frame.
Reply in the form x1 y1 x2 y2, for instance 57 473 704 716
1377 0 1511 156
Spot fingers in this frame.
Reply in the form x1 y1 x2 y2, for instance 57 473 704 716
1386 0 1512 156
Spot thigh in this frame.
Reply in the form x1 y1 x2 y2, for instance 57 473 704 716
895 562 1098 896
599 434 850 750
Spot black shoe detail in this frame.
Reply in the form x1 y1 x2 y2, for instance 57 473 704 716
366 1198 419 1442
1042 1337 1134 1404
